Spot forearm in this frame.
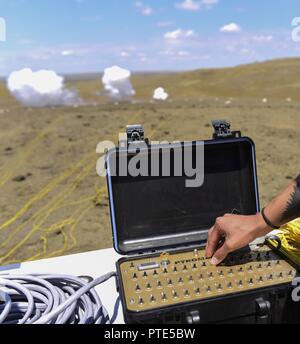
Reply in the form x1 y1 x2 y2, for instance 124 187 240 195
264 175 300 227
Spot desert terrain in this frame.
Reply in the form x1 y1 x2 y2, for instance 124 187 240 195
0 58 299 266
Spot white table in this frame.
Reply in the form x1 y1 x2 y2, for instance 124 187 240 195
0 248 125 324
0 237 269 325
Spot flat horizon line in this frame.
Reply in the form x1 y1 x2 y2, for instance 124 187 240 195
0 56 300 80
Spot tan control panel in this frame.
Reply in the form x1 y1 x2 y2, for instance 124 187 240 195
119 246 297 312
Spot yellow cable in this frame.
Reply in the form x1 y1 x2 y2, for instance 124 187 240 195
1 113 157 263
0 160 96 261
0 116 63 189
0 151 95 232
274 219 300 265
0 111 141 233
0 156 95 251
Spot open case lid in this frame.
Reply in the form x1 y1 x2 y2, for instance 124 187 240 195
106 122 260 255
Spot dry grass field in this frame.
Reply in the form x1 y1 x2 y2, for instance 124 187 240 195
0 58 299 266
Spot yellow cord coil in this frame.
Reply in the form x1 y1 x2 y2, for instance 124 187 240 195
276 218 300 265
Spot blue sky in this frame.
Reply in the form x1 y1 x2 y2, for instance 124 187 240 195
0 0 299 75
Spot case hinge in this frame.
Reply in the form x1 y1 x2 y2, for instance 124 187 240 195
186 310 201 324
255 297 271 319
212 120 241 139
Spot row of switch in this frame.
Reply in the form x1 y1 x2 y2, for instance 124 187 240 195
131 273 282 306
131 262 285 280
133 271 293 293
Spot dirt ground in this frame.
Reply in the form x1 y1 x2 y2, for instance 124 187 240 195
0 79 300 266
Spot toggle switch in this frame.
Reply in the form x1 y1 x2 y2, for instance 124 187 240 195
150 295 156 303
139 297 144 305
178 277 184 284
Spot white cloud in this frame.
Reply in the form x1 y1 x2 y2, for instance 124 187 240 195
225 45 237 53
135 1 153 15
137 52 151 62
159 50 191 57
159 50 176 56
202 0 219 6
240 48 250 54
1 27 295 75
178 50 191 56
252 35 273 42
157 21 173 28
176 0 219 11
176 0 201 11
142 7 153 15
61 50 75 57
239 48 255 56
120 51 130 57
220 23 242 33
164 28 196 40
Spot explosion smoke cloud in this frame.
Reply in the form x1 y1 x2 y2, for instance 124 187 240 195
153 87 169 101
102 66 135 101
7 68 81 108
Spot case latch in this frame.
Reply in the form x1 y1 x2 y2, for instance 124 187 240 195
212 120 241 139
126 125 146 143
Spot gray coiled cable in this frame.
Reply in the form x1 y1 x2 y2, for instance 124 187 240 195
0 272 116 324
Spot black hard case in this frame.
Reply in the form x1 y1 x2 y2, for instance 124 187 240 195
106 130 299 324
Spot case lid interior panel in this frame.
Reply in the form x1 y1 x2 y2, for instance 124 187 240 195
106 138 260 255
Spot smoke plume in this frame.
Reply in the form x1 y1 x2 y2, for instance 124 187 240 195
7 68 81 108
102 66 135 101
153 87 169 101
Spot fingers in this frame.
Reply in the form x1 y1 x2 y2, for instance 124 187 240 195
211 242 230 266
205 223 222 259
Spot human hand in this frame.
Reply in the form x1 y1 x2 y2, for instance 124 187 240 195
206 213 271 265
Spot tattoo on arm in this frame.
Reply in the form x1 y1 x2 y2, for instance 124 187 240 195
281 175 300 223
